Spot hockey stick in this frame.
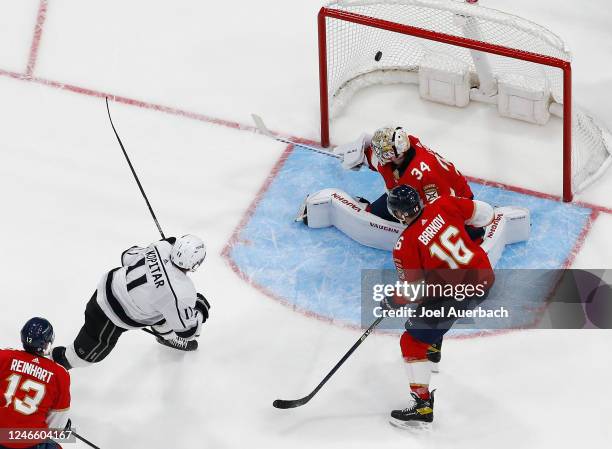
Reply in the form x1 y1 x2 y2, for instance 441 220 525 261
104 98 201 351
73 431 101 449
105 97 166 239
65 420 100 449
251 114 341 159
105 97 174 344
273 315 384 409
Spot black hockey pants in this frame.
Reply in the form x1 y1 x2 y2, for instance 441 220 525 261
72 292 127 364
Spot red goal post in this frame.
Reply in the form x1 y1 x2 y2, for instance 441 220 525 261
317 3 573 200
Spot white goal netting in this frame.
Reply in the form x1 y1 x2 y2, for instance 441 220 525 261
322 0 612 195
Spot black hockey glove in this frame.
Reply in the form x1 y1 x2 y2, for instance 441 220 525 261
161 236 177 245
120 245 141 266
195 293 211 323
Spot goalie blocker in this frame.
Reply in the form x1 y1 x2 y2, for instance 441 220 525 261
296 188 530 267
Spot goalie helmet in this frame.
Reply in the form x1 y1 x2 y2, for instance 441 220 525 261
371 127 410 165
387 185 423 225
170 234 207 272
21 317 55 356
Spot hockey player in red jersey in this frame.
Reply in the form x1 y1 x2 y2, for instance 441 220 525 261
335 126 474 220
0 318 70 449
296 127 485 252
381 185 495 428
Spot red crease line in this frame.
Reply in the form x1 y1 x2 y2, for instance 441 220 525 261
25 0 48 78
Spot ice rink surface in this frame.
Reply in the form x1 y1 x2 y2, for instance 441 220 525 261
0 1 611 448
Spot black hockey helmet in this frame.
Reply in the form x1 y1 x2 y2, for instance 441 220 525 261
387 185 423 224
21 317 55 356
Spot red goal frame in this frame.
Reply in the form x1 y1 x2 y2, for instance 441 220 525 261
317 7 573 202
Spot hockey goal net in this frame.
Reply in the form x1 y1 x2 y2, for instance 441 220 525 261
318 0 612 201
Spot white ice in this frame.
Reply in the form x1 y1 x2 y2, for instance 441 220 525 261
0 0 611 448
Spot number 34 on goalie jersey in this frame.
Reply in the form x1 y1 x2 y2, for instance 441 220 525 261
392 196 493 282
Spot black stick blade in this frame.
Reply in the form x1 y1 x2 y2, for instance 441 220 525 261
273 397 310 409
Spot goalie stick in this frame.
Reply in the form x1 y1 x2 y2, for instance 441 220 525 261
251 114 341 159
273 316 384 409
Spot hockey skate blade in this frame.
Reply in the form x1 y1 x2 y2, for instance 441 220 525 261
389 417 433 431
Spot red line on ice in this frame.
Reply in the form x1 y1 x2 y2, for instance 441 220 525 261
25 0 48 78
0 68 259 133
467 175 612 215
562 209 600 268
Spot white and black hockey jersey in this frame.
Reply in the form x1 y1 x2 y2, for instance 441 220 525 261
95 240 199 338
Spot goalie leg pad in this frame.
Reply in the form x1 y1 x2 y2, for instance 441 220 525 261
494 206 531 244
301 188 338 228
481 206 531 267
303 188 406 250
481 213 507 268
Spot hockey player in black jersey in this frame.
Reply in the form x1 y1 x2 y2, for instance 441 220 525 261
52 235 210 370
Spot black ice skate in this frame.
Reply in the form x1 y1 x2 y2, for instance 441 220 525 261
390 391 435 429
156 335 198 352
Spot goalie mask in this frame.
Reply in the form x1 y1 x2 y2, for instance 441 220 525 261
387 185 423 225
371 127 410 165
171 234 207 272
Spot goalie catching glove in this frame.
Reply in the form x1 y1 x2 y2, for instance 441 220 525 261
334 133 372 170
